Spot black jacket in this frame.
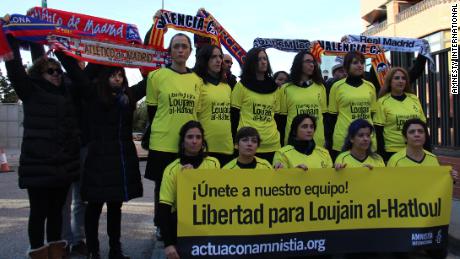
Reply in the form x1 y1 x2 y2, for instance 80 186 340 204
59 53 145 202
5 37 80 189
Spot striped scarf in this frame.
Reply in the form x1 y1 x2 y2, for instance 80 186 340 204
311 40 390 87
145 9 220 49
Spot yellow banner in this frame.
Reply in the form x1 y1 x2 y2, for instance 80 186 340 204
177 167 452 237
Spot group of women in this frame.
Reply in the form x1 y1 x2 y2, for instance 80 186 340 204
3 22 457 259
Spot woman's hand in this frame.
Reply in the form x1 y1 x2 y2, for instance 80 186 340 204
274 163 284 170
1 14 10 23
363 164 374 170
334 163 347 170
165 245 180 259
296 164 308 171
181 164 194 170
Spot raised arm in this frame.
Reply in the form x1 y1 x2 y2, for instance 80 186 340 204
4 35 33 101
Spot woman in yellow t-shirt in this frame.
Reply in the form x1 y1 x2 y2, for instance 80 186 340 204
327 51 377 161
334 119 385 170
158 121 220 259
144 33 203 233
194 45 233 166
273 114 333 170
374 67 426 162
231 47 280 163
279 50 327 147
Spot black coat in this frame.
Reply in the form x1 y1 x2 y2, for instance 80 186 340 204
5 39 80 189
59 54 144 202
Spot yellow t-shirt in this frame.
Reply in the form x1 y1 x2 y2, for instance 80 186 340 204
387 149 439 167
159 156 220 211
374 93 426 152
146 68 202 152
273 145 333 169
279 82 328 147
328 78 377 151
197 80 233 155
335 151 385 168
231 82 281 153
222 157 272 169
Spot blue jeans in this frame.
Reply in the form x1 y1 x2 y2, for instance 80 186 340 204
61 147 87 245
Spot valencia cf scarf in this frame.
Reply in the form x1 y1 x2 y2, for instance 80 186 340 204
311 40 390 87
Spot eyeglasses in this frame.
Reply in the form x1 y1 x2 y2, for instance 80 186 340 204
46 68 63 75
224 60 233 65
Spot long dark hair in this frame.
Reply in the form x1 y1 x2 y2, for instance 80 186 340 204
193 44 226 84
342 119 377 158
178 120 208 158
287 114 317 146
96 66 135 109
289 51 323 85
240 47 273 83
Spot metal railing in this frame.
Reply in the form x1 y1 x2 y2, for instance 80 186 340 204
395 0 452 23
362 20 388 36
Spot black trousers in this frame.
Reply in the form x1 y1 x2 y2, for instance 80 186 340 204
85 201 122 253
145 150 178 227
27 186 69 249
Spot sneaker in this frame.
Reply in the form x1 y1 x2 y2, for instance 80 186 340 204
71 240 88 256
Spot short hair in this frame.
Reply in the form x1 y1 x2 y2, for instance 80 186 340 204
28 57 62 79
167 33 192 54
402 118 428 140
289 50 323 85
287 114 317 145
379 67 413 97
343 51 365 73
235 127 261 147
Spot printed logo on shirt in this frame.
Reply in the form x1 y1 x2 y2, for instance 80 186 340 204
168 92 196 114
395 114 419 130
252 103 273 122
295 104 319 117
350 101 371 120
211 102 231 120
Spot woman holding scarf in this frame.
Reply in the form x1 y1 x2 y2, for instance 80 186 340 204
194 44 233 166
58 53 145 258
143 33 202 238
231 47 281 163
327 51 378 161
374 67 426 162
4 33 80 259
